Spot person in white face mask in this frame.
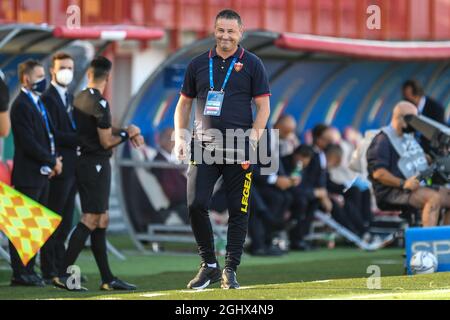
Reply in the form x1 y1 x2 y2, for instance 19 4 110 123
40 52 78 286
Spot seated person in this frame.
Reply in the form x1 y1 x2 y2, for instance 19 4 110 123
152 127 189 223
252 158 297 254
274 114 300 157
367 101 450 227
247 188 286 256
283 144 323 251
325 144 371 237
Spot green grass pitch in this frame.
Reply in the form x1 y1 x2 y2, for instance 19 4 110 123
1 236 449 300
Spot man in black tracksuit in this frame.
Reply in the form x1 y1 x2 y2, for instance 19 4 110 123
174 10 270 289
40 52 78 283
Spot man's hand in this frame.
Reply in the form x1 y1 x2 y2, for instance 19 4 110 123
50 156 63 179
175 137 188 161
404 176 420 191
320 196 333 213
290 176 301 187
330 194 345 208
275 176 293 190
130 134 145 148
314 188 328 199
126 125 141 139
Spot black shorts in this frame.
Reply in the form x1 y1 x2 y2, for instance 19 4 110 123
376 187 412 211
76 155 111 214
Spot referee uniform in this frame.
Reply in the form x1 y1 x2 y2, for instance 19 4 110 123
73 88 112 214
57 88 115 290
181 45 271 288
57 56 137 292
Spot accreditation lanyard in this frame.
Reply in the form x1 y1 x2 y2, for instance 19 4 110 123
25 91 56 156
204 52 238 117
209 55 237 92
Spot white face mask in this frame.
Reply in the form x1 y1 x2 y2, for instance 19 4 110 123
55 69 73 86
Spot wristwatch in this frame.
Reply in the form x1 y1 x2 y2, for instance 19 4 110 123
399 179 405 189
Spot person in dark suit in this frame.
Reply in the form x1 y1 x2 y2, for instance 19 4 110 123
287 125 334 251
402 80 445 123
9 60 62 287
40 52 77 284
0 69 11 137
252 153 296 255
402 80 446 153
282 144 315 250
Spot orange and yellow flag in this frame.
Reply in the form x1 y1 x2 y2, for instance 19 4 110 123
0 182 61 266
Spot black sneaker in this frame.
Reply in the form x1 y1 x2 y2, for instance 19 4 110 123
221 267 240 289
100 278 137 291
187 263 221 290
54 276 88 292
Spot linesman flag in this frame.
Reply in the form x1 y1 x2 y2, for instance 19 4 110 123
0 182 61 266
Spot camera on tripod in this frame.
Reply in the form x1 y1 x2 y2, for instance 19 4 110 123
404 115 450 183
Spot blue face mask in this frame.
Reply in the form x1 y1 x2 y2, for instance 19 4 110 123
31 77 47 95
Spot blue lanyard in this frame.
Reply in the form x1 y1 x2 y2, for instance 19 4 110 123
25 91 56 156
209 54 238 92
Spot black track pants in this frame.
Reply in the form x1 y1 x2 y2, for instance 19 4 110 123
187 162 253 271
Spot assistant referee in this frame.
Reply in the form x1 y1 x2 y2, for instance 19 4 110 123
57 56 144 291
174 9 271 289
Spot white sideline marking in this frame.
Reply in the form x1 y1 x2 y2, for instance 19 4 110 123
371 259 402 265
318 288 450 300
179 288 214 293
140 293 167 298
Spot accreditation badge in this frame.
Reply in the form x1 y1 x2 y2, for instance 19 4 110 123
204 90 224 116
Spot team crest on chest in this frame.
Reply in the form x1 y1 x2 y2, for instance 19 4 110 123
241 160 250 170
234 62 243 72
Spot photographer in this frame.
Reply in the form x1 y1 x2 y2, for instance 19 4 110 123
367 101 450 227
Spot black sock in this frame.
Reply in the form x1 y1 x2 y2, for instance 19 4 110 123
60 223 91 277
90 228 114 283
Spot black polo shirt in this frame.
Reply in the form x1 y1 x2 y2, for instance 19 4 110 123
366 131 404 198
181 46 270 141
73 87 112 158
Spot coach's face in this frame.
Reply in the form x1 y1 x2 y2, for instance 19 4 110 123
214 18 243 53
24 66 45 89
